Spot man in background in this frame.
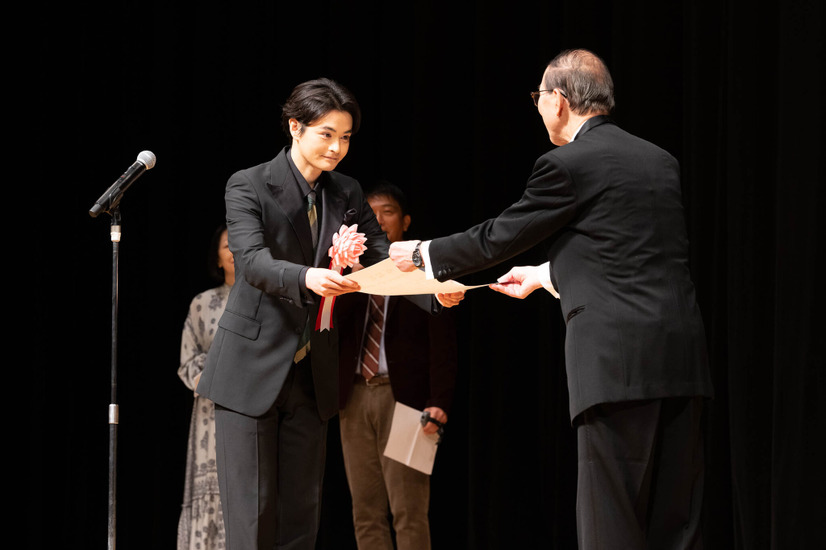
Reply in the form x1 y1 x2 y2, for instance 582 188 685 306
337 182 458 550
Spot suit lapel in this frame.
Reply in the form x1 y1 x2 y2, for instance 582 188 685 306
267 150 315 265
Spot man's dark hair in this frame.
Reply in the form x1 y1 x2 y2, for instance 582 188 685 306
207 223 228 283
543 49 615 116
281 78 361 137
367 180 409 216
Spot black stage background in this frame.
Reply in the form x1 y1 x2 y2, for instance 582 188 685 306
30 1 823 548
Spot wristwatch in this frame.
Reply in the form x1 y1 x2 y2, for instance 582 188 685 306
411 241 425 270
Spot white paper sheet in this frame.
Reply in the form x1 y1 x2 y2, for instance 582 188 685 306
383 402 440 475
346 258 488 296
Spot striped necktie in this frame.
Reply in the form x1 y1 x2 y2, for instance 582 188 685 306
360 295 386 379
294 190 318 363
307 189 318 250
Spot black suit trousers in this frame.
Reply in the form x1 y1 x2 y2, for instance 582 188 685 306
574 397 705 550
214 356 328 550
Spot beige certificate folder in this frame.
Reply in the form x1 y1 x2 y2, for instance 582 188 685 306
383 402 440 475
346 258 487 295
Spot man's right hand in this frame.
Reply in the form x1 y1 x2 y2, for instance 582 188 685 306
436 291 465 308
388 240 420 272
305 267 361 297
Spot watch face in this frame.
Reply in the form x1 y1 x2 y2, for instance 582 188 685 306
412 245 423 267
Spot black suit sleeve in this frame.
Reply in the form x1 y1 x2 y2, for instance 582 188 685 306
428 152 578 281
225 170 308 305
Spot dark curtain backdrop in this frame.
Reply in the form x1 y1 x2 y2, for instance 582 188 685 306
30 1 823 549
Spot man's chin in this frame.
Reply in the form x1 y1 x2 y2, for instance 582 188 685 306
320 157 342 170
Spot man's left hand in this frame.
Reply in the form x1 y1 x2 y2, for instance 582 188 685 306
422 406 447 435
489 265 543 299
389 240 419 272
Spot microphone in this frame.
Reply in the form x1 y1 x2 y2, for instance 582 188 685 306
89 151 156 217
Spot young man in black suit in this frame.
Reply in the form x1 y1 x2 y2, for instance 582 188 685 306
389 50 713 549
197 79 393 550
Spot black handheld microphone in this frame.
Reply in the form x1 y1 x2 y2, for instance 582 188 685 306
89 151 156 217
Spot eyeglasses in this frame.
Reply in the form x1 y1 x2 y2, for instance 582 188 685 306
530 88 568 106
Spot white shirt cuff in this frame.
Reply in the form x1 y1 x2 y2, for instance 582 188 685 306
420 240 435 279
537 261 559 299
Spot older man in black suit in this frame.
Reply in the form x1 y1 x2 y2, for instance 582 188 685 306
390 50 713 549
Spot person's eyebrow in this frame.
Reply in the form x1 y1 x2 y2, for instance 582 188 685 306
320 125 352 134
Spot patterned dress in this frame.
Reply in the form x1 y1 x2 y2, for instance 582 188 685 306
177 284 230 550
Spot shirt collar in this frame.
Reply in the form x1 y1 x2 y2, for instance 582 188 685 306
570 120 588 141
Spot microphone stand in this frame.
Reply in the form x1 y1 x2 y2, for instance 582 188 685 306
106 207 122 550
89 151 153 549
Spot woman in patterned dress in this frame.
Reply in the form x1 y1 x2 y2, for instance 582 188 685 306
177 224 234 550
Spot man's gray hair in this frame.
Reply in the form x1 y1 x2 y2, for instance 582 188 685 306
543 49 615 116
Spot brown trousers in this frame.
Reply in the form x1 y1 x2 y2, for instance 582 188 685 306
339 377 432 550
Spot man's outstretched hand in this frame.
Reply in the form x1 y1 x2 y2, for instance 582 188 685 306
389 241 465 308
489 265 544 299
388 240 419 272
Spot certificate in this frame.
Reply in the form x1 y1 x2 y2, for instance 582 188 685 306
346 258 487 296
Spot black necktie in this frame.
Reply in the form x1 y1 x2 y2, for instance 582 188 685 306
294 190 318 363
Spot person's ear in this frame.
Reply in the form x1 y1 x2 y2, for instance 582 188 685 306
289 118 303 139
554 91 566 117
402 214 411 233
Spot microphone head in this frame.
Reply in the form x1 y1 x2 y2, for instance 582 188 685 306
138 150 156 169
